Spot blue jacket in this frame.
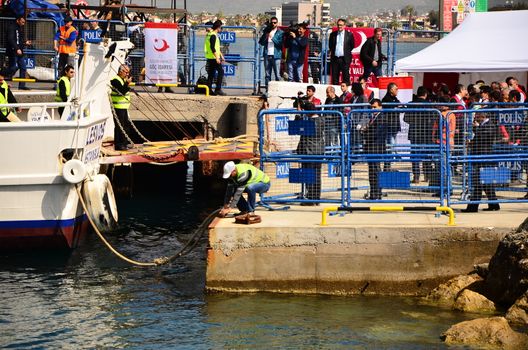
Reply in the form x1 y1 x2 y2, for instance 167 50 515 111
285 34 308 64
259 28 284 60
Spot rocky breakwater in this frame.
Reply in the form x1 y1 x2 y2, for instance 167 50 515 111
426 217 528 349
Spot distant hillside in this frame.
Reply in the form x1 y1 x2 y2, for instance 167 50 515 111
113 0 526 17
184 0 439 16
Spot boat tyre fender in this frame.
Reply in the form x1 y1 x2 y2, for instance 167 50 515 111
82 174 119 233
62 159 87 184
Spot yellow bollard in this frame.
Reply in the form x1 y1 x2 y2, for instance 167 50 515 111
321 206 339 226
436 206 456 226
197 84 209 97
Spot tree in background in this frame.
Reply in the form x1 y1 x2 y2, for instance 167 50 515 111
428 9 439 28
401 4 417 27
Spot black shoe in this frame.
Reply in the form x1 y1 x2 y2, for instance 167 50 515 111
165 87 174 93
19 86 31 90
483 205 500 211
214 90 226 96
461 205 478 213
157 87 163 93
300 202 316 206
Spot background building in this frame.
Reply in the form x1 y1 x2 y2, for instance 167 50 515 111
281 0 330 27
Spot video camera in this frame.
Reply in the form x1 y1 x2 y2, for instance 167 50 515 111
292 91 313 110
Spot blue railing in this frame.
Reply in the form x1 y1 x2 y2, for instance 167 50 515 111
259 106 528 207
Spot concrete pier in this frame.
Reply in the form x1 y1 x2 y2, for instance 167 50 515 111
129 92 262 136
206 206 526 296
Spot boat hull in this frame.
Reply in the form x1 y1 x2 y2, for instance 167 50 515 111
0 216 89 251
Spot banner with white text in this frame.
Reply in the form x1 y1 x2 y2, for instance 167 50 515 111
144 22 178 83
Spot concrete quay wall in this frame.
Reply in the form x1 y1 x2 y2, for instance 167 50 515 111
206 211 514 296
129 93 262 137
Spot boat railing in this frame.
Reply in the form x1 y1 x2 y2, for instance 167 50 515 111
0 98 97 122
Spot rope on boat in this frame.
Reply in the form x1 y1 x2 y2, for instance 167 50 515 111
75 184 220 266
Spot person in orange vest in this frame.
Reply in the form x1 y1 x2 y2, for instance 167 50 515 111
54 16 78 74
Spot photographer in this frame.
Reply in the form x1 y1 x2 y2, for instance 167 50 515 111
285 23 308 82
294 91 323 205
259 17 283 87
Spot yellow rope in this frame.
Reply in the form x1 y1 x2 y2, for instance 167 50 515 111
75 184 161 266
75 184 220 266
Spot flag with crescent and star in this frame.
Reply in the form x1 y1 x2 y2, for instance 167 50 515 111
144 22 179 83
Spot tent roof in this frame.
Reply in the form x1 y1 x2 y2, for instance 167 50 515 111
395 10 528 73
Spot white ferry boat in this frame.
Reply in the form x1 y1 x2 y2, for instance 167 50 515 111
0 40 131 250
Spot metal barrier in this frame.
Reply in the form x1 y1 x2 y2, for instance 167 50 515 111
258 109 347 205
0 17 58 82
389 29 448 76
345 108 446 206
321 206 456 226
446 108 528 207
190 25 259 93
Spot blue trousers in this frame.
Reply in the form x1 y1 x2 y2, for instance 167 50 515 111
287 61 303 82
237 182 271 213
264 55 280 86
7 54 27 88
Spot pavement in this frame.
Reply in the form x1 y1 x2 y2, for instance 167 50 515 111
214 203 527 230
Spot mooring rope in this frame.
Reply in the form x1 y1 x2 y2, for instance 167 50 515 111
75 184 219 266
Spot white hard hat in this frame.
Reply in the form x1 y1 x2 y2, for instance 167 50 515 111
223 161 236 179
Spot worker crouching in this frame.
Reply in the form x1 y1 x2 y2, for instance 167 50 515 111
219 161 271 217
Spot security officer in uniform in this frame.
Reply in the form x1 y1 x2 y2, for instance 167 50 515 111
219 161 271 217
110 64 134 151
204 20 226 96
0 69 20 122
55 65 75 117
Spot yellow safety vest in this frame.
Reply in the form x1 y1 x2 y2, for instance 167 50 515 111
204 31 220 60
235 164 270 185
0 81 9 116
55 76 71 102
110 76 131 109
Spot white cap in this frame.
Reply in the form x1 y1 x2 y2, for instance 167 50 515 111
223 161 236 179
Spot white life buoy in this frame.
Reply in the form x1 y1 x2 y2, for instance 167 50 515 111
82 174 118 233
63 159 87 184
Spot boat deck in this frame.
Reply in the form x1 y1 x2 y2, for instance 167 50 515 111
99 137 257 164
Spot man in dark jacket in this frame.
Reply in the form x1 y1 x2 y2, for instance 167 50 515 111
6 16 30 90
404 86 435 183
295 101 324 204
285 24 308 82
360 28 386 81
381 82 401 170
328 18 354 85
362 99 386 200
462 112 500 212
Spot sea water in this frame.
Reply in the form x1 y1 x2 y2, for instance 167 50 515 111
0 164 475 348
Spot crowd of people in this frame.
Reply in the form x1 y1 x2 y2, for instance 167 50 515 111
284 76 528 209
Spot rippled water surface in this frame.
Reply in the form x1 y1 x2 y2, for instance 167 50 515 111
1 165 476 349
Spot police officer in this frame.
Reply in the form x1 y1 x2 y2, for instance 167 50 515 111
110 64 134 151
219 161 271 217
0 69 20 122
204 20 226 96
55 65 75 117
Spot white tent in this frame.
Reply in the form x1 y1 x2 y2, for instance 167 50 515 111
395 10 528 73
